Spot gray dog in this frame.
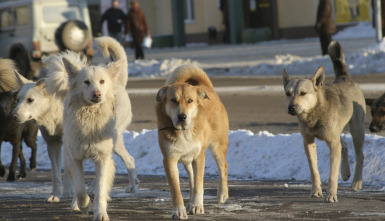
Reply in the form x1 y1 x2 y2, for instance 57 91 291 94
283 41 365 202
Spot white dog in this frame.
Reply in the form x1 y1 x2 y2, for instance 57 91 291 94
8 37 139 204
62 50 129 219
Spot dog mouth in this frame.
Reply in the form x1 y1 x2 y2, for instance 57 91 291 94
91 98 102 103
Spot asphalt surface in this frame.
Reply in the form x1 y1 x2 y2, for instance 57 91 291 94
2 38 385 220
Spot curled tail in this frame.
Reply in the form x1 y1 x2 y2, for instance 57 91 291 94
165 64 213 89
328 41 350 78
42 50 88 100
0 59 23 92
94 36 128 87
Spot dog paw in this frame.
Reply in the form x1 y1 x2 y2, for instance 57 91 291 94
324 194 338 203
94 213 109 221
17 171 27 180
310 188 323 198
171 206 188 220
189 204 204 215
46 194 61 203
29 161 37 171
6 173 16 182
71 200 80 213
217 191 229 204
352 180 362 191
125 178 140 193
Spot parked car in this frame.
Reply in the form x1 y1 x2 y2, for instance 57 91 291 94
0 0 93 79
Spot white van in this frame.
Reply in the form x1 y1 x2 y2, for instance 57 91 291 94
0 0 93 79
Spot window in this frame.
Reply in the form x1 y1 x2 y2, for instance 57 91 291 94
184 0 195 23
42 6 81 23
15 6 30 25
0 9 14 29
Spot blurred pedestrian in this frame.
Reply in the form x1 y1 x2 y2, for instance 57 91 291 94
100 0 126 44
315 0 336 55
372 0 385 38
125 0 150 60
220 0 230 43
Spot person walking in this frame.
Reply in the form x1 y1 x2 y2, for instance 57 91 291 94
315 0 336 55
100 0 126 44
125 0 150 60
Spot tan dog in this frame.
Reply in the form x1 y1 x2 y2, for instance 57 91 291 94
156 64 229 219
283 41 365 202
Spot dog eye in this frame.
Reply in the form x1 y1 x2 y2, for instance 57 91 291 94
170 98 177 103
100 80 105 84
300 92 307 96
286 92 291 97
188 99 193 103
84 80 90 85
27 98 34 103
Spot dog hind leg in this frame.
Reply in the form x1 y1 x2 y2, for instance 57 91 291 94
340 137 351 181
114 134 140 193
209 142 229 204
349 116 365 191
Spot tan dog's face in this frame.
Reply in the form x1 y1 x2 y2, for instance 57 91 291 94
157 83 208 130
366 97 385 132
283 67 325 116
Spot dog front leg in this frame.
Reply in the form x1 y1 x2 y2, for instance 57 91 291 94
303 135 323 198
163 158 187 220
93 155 115 221
189 153 206 215
45 142 63 202
325 140 342 203
66 156 91 214
183 162 194 212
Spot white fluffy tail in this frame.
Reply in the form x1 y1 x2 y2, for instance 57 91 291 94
42 51 88 100
94 37 128 88
0 59 24 92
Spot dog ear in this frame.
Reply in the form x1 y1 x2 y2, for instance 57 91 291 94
156 86 167 102
365 98 375 106
14 70 33 86
198 89 209 101
62 57 80 78
283 69 290 87
107 59 124 81
312 66 325 89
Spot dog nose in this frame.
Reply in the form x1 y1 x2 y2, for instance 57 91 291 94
12 113 18 120
369 124 380 132
288 105 296 114
93 91 101 98
177 113 187 122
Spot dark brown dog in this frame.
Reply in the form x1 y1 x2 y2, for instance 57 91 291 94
366 94 385 132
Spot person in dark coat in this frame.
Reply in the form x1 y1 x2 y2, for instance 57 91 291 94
100 0 126 44
125 0 150 60
315 0 336 55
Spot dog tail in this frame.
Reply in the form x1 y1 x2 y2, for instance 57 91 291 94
94 36 128 88
328 41 350 78
43 50 88 99
0 59 23 92
165 64 214 89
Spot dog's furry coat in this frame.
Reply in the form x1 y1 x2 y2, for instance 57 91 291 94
62 38 133 220
8 37 139 206
156 64 229 219
283 41 365 202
